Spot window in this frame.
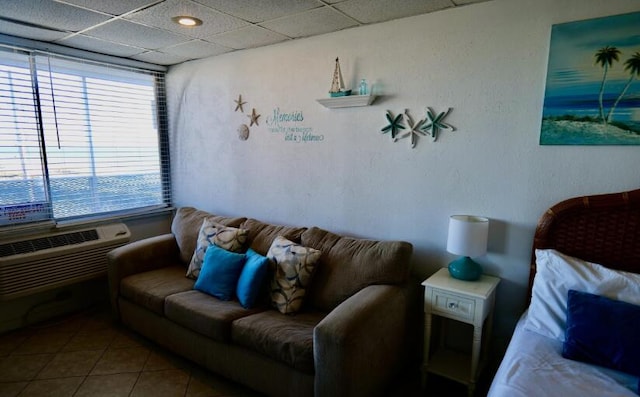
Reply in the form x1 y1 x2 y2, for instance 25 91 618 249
0 47 169 227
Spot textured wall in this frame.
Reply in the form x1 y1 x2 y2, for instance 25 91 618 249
166 0 640 342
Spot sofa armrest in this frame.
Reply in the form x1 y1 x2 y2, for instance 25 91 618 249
313 284 409 397
107 233 181 319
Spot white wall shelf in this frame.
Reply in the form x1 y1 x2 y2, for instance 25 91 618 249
316 94 377 109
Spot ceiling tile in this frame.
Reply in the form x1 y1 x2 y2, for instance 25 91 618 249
0 21 68 42
83 19 189 50
132 50 192 65
56 34 146 57
334 0 453 24
57 0 163 16
161 40 232 58
209 26 289 50
0 0 110 32
126 0 250 39
260 7 358 39
194 0 323 23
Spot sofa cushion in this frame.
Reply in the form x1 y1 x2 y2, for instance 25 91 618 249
267 237 321 314
120 265 194 315
186 219 248 279
165 290 263 342
301 227 413 311
241 218 306 256
232 310 326 374
171 207 246 264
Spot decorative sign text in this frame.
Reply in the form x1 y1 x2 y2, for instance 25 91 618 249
266 108 324 143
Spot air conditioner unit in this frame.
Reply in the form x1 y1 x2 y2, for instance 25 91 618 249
0 223 130 300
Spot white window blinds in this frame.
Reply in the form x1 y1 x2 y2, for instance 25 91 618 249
0 47 169 226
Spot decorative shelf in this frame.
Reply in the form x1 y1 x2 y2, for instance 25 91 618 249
316 94 377 109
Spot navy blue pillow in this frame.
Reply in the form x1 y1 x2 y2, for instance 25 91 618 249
236 248 269 309
194 244 246 301
563 289 640 394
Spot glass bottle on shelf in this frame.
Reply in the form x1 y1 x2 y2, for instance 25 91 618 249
358 79 367 95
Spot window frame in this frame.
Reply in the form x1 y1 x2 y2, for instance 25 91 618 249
0 45 171 230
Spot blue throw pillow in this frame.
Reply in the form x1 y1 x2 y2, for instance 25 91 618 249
194 244 246 301
563 289 640 394
236 248 269 309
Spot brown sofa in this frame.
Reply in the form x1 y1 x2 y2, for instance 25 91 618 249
107 207 413 397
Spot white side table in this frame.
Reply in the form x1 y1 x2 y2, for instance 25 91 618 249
421 268 500 396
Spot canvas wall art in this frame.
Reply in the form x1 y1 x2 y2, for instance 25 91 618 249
540 11 640 145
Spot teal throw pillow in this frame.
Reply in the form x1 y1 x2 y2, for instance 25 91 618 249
194 244 246 301
236 248 270 309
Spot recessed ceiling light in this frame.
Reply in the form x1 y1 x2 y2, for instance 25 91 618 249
172 16 202 27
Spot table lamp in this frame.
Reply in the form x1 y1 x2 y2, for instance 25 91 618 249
446 215 489 281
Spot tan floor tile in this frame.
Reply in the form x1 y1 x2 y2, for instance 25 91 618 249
18 376 84 397
0 354 53 382
37 350 103 379
143 350 189 371
90 347 149 375
77 312 113 334
130 369 189 397
0 381 28 397
109 330 146 349
188 369 257 397
62 330 115 352
12 332 74 355
74 373 139 397
0 333 28 357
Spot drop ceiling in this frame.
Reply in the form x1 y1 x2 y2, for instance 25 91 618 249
0 0 492 67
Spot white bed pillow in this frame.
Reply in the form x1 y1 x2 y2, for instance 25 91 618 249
524 249 640 341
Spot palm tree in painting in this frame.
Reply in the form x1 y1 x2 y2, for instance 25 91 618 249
594 46 620 124
606 51 640 124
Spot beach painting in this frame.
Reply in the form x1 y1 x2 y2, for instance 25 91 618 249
540 11 640 145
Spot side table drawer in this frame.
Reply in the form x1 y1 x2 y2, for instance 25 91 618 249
430 289 475 321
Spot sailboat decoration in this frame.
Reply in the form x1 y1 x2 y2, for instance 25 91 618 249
329 57 352 97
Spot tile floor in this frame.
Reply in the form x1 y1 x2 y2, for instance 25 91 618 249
0 306 476 397
0 307 263 397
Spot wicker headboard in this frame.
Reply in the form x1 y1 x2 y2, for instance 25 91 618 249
528 188 640 298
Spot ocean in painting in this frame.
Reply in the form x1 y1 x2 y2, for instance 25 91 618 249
542 93 640 145
540 11 640 145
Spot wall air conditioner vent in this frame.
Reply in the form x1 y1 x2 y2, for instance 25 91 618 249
0 223 130 300
0 230 99 258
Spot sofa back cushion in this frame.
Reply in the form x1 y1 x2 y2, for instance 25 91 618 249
241 218 306 256
301 227 413 312
171 207 246 264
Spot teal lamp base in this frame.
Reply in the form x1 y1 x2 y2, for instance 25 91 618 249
448 256 483 281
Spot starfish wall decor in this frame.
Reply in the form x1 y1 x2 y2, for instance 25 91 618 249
380 107 454 148
234 95 246 112
421 107 454 141
248 108 261 126
394 109 425 148
381 110 406 139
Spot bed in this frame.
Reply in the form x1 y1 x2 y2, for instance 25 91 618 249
488 188 640 397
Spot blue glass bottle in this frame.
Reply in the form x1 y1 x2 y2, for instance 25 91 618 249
358 79 367 95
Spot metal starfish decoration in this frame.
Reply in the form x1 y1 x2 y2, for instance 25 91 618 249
420 107 454 141
234 95 246 112
381 110 406 139
248 108 260 126
394 109 425 148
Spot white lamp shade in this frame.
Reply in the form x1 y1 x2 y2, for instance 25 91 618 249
446 215 489 257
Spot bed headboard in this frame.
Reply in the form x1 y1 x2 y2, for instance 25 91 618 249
528 188 640 298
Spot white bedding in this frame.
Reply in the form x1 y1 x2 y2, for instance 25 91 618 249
487 312 638 397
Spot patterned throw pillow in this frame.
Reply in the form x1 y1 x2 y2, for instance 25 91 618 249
267 236 321 314
186 218 248 279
